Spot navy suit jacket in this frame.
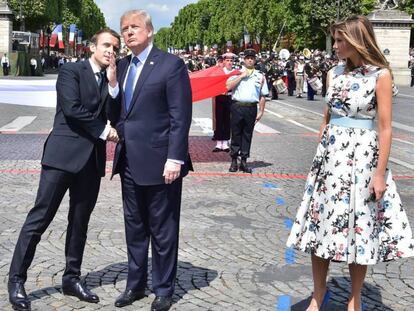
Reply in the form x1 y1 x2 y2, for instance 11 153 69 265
110 46 193 185
41 60 108 176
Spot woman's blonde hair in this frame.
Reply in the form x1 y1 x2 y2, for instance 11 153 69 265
330 15 390 72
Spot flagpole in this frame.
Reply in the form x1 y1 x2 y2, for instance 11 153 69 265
272 20 286 52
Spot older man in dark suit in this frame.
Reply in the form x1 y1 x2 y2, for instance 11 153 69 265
107 9 192 311
8 28 120 311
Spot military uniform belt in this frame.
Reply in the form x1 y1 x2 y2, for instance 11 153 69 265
233 101 258 106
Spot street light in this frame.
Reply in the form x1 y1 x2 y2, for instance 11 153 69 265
16 0 25 31
243 26 250 49
336 0 341 21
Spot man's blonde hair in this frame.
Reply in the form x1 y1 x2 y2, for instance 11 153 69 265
120 9 154 39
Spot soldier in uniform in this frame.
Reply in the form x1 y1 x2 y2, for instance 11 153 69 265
1 53 10 76
226 49 269 173
269 59 283 100
212 53 234 152
319 56 331 96
285 54 296 96
294 56 305 98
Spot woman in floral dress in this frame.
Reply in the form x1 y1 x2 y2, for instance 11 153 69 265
286 15 414 311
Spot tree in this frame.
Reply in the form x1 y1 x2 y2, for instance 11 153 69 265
154 27 172 51
288 0 377 52
7 0 106 40
154 0 414 53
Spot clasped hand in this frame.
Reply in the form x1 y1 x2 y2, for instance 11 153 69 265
107 127 119 143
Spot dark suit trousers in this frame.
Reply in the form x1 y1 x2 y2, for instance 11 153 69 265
287 76 295 96
9 154 100 284
230 103 257 159
213 95 231 141
120 158 182 296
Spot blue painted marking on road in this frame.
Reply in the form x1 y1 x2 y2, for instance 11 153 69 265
276 295 291 311
276 197 285 205
284 218 293 229
263 182 277 189
285 247 295 264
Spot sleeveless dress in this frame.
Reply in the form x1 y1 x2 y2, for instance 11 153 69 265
286 64 414 264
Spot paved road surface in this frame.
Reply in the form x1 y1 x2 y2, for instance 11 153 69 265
0 79 413 310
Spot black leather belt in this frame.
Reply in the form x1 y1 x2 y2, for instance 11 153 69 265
233 101 258 106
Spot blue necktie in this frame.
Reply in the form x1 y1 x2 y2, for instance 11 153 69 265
124 56 140 111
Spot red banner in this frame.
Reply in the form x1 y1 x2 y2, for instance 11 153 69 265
189 66 240 102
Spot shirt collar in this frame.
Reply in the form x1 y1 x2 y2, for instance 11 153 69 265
88 58 102 74
131 43 153 65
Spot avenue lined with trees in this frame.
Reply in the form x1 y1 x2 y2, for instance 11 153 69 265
7 0 105 39
154 0 414 52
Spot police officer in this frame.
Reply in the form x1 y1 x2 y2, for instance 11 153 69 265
1 53 10 76
226 49 269 173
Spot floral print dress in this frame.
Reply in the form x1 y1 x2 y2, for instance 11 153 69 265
286 64 414 264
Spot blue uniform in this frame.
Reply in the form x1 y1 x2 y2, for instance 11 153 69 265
230 69 269 103
229 67 268 161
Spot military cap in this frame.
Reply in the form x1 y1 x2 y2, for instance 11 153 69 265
243 49 256 58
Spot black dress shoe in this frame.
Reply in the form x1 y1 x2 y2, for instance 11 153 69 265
8 281 31 311
239 158 252 173
151 296 172 311
222 148 230 153
212 147 221 152
114 289 145 307
62 280 99 303
229 158 238 172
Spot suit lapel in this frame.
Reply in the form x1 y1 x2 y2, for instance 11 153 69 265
119 55 130 92
125 47 160 118
83 60 100 97
84 60 107 117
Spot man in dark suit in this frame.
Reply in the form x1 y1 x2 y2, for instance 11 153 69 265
107 9 192 311
7 28 120 311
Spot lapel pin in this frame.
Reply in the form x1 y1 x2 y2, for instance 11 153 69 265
150 61 154 65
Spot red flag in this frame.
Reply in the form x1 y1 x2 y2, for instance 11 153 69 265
39 29 44 48
189 66 240 102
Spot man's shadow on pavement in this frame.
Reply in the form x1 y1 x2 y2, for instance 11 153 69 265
290 276 394 311
28 260 217 305
250 160 272 169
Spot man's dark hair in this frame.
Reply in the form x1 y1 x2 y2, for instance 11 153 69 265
90 28 120 46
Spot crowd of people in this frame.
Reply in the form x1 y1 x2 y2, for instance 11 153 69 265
4 10 414 311
180 49 340 101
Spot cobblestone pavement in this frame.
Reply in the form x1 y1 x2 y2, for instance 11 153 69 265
0 92 414 310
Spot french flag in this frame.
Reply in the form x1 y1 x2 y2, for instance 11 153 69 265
49 24 63 48
69 24 76 48
39 29 44 48
49 24 58 47
77 29 83 45
57 24 64 49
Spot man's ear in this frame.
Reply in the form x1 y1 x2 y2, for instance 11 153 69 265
90 43 96 54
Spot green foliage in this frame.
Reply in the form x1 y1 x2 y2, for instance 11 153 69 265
7 0 106 40
154 0 414 51
154 27 172 51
